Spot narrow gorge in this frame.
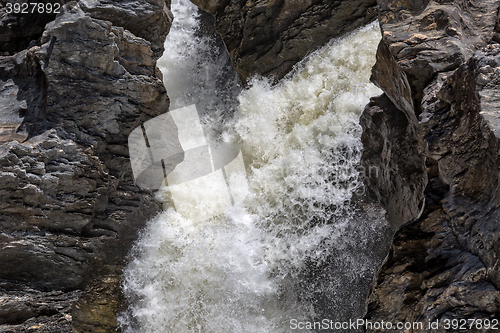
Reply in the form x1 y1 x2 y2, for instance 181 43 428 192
0 0 499 332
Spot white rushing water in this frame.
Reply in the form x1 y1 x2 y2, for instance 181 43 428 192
119 0 384 332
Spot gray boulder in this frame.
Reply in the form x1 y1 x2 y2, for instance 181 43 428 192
79 0 173 59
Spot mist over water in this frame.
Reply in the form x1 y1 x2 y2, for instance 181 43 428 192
119 0 387 332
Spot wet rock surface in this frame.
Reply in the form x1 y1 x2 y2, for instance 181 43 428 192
40 2 169 174
0 1 170 332
361 94 427 229
190 0 379 81
366 208 500 332
0 288 80 332
0 44 48 143
362 0 500 329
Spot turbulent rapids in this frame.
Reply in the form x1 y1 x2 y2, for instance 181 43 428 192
119 1 386 332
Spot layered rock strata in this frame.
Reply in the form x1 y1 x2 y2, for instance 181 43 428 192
190 0 379 81
0 1 172 332
362 0 500 329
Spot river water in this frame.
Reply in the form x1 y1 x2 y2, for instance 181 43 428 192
119 1 388 332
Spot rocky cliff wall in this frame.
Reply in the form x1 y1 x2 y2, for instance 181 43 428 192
189 0 379 81
361 0 500 329
0 1 172 332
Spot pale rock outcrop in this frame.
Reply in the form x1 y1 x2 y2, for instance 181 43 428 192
376 0 499 110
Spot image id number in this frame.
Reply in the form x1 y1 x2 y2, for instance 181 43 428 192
442 318 499 330
5 2 61 14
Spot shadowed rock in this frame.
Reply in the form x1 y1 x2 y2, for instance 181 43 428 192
190 0 379 81
362 0 499 231
418 45 500 289
360 94 426 229
0 42 53 143
0 0 73 55
367 208 500 332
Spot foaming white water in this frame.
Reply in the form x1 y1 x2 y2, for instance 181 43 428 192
237 23 382 232
157 0 240 140
119 0 383 331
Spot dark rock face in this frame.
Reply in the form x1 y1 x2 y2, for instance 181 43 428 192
0 44 49 143
360 94 426 229
419 45 500 290
0 289 80 332
366 208 500 331
40 3 169 174
0 131 107 291
363 0 498 227
190 0 379 81
0 1 171 332
370 39 414 119
0 1 73 55
362 0 500 329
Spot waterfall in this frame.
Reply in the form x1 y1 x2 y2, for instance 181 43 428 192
119 0 387 332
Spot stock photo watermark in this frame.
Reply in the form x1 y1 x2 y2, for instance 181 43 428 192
127 104 380 219
330 164 380 197
128 104 249 222
290 318 499 331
